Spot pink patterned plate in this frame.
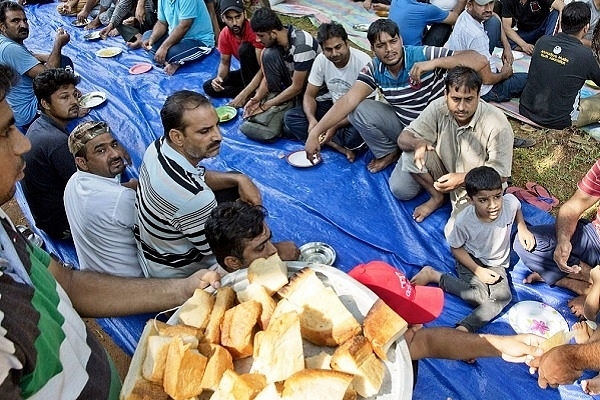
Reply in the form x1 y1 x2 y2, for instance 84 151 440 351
508 300 568 338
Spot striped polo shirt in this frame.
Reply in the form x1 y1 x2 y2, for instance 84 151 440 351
135 137 217 278
0 211 120 398
357 45 453 126
579 159 600 237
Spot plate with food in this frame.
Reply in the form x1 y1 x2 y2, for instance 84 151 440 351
286 150 320 168
95 47 122 58
299 242 336 265
83 31 102 41
123 260 412 400
71 18 90 27
216 105 237 122
79 91 107 108
128 62 152 75
507 300 568 338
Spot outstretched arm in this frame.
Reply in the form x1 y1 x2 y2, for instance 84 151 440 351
409 50 488 84
528 343 600 388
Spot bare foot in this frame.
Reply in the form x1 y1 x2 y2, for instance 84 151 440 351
582 375 600 395
367 149 399 173
572 321 593 344
568 295 586 318
523 271 545 284
126 35 142 49
108 28 119 37
413 194 445 222
85 19 101 30
164 63 181 76
327 142 356 162
410 265 441 286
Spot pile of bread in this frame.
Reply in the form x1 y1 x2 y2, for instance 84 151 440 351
120 254 408 400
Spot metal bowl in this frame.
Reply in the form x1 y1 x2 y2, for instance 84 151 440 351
298 242 336 265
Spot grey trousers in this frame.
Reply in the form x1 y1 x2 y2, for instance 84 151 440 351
347 99 404 158
440 261 512 332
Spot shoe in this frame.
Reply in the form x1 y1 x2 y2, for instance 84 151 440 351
16 225 44 248
514 137 536 148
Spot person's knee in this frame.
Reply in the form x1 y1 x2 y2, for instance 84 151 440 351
348 101 373 127
238 42 255 59
202 79 216 97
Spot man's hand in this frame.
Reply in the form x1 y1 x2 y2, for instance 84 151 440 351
77 9 89 22
99 24 113 39
474 267 500 284
305 133 322 164
413 142 434 170
528 345 582 388
520 43 535 56
142 38 153 51
274 241 301 261
55 27 71 47
185 269 221 295
502 48 514 66
154 46 168 65
211 76 225 93
136 6 146 26
409 60 435 86
243 97 262 118
496 333 545 363
499 62 514 78
591 265 600 284
433 173 464 193
237 176 262 205
553 240 581 274
518 228 536 251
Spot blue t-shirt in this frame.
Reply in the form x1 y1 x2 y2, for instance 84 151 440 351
389 0 449 45
157 0 215 47
0 35 40 126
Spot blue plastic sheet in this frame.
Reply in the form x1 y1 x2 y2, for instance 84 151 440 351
14 4 598 399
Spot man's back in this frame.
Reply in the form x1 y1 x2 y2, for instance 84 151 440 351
389 0 449 45
157 0 215 46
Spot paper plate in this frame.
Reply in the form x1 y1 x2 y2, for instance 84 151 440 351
79 91 107 108
508 301 568 338
71 18 89 27
128 63 152 75
511 50 524 60
216 105 237 122
586 80 600 90
286 150 320 168
83 31 101 41
95 47 122 58
299 242 336 265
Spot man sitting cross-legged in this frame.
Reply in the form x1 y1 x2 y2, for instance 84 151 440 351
391 66 513 233
284 22 371 162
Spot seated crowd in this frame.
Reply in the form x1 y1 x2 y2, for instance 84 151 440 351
4 0 600 396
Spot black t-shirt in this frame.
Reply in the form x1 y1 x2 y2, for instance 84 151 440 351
501 0 553 32
519 33 600 129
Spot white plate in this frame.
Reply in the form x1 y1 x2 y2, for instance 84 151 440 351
298 242 336 265
84 31 101 41
79 91 107 108
508 300 568 338
286 150 320 168
168 262 413 400
95 47 122 58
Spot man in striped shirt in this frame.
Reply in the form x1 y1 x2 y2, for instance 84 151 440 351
514 160 600 316
306 19 488 173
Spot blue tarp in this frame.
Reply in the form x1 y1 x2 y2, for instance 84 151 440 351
14 4 598 399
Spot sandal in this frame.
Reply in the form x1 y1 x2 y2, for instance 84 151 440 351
525 182 559 208
505 186 553 212
513 137 536 148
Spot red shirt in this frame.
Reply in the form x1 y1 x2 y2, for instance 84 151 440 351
578 159 600 235
217 19 263 60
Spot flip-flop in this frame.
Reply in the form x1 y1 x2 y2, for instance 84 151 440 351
506 187 553 211
525 182 559 208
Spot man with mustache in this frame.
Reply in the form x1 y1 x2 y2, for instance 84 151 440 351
135 90 298 278
64 121 143 277
0 1 71 132
21 68 82 239
202 0 263 108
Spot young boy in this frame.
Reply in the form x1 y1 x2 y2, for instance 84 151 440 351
411 166 536 332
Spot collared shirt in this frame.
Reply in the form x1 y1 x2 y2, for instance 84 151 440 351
579 159 600 237
217 19 263 60
135 137 217 278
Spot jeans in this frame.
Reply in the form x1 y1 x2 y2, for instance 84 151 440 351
481 72 528 102
509 9 560 48
203 42 261 99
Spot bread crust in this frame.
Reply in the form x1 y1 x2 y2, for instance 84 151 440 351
363 299 408 361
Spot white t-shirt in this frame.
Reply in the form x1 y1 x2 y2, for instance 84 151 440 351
64 170 143 277
582 0 600 41
446 193 521 268
307 47 372 103
431 0 457 11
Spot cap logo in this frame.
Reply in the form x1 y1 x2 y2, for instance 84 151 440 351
395 272 414 300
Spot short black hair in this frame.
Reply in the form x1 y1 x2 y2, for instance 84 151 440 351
205 201 267 270
160 90 211 139
561 2 591 35
250 7 283 33
316 22 348 46
465 166 502 198
367 19 400 46
445 66 482 94
33 68 80 103
0 64 17 101
0 1 24 24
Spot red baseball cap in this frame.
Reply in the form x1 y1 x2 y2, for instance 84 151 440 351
349 261 444 324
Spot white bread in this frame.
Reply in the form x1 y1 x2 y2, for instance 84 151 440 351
142 335 172 383
343 388 358 400
277 267 326 302
205 286 236 344
220 300 262 359
177 288 215 329
248 253 288 295
120 320 169 400
209 370 267 400
270 297 303 322
541 329 570 352
363 298 408 361
209 369 239 400
163 336 207 400
156 320 203 342
305 351 332 370
330 336 385 398
198 344 234 391
281 369 354 400
250 311 304 383
254 382 283 400
237 282 276 329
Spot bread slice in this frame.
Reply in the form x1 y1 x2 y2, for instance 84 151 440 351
248 253 289 295
120 320 169 400
232 373 268 400
277 267 326 302
163 336 207 400
155 321 203 343
254 382 283 400
540 329 570 352
205 286 236 344
177 288 215 329
142 335 173 383
209 369 239 400
305 351 332 370
363 298 408 360
330 335 385 398
220 300 262 359
198 344 234 391
237 282 276 329
281 369 354 400
250 311 304 383
270 297 303 322
343 388 358 400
